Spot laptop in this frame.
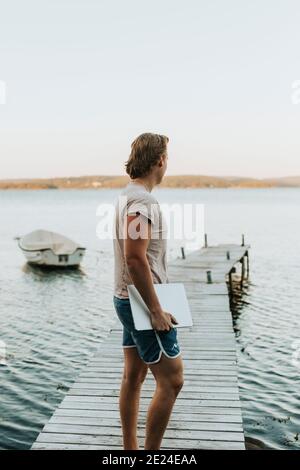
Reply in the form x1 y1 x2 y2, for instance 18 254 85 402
127 283 193 331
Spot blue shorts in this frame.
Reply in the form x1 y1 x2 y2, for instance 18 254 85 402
113 295 181 365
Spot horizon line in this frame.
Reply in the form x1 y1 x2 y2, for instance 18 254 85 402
1 174 300 182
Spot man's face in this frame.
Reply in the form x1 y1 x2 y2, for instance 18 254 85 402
156 153 168 183
156 155 168 184
163 153 168 174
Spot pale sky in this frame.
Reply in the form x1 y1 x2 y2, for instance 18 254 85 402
0 0 300 179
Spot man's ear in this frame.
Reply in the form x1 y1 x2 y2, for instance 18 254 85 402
158 155 165 167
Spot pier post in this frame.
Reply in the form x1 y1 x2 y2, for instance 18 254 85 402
240 256 245 288
241 234 245 246
204 233 208 248
181 246 185 259
228 266 236 297
246 250 250 279
206 270 212 283
226 250 230 260
229 271 233 296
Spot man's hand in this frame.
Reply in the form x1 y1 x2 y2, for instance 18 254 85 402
150 310 178 332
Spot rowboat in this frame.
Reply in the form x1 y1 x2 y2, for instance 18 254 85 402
18 230 86 267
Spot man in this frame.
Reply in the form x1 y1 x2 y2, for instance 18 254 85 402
113 132 184 450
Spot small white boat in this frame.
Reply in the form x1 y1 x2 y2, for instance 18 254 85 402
18 230 86 267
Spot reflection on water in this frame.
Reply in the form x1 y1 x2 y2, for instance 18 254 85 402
231 273 300 450
22 262 86 280
0 188 300 450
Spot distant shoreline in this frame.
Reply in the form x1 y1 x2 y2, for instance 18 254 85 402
0 174 300 189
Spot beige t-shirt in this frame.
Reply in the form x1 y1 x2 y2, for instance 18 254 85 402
113 181 169 299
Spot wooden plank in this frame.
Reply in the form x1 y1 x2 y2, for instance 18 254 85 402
32 440 245 450
62 396 242 407
38 425 245 443
53 409 243 423
79 374 238 383
88 359 237 367
66 390 240 400
83 364 237 371
48 416 243 432
59 401 243 414
72 376 237 386
93 351 237 359
72 381 239 391
81 368 238 376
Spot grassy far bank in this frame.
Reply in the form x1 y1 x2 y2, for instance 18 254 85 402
0 174 300 189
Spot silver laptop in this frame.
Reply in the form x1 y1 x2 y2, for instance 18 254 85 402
127 283 193 331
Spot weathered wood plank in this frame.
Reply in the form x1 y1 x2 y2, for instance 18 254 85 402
48 416 243 432
32 440 245 450
66 390 241 400
62 396 242 407
38 426 245 443
79 373 238 383
75 378 238 386
71 383 238 393
59 401 243 414
53 409 243 423
81 368 238 377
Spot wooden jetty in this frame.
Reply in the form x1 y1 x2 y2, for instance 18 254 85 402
31 238 250 450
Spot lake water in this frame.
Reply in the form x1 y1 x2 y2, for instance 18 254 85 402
0 188 299 450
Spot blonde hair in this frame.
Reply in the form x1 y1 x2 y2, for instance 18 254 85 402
125 132 169 179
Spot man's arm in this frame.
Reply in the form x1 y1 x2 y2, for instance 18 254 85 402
124 213 177 331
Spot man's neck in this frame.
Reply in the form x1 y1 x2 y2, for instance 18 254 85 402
130 177 156 193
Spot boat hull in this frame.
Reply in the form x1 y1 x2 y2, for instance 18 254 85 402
21 248 85 267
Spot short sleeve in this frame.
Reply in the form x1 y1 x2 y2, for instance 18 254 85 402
126 196 158 225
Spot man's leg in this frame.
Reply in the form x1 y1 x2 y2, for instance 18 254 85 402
119 347 148 450
144 354 184 450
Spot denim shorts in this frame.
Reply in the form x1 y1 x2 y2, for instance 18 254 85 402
113 295 181 365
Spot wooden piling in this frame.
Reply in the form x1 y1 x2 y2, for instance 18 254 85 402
204 233 208 248
240 256 245 288
246 250 250 280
